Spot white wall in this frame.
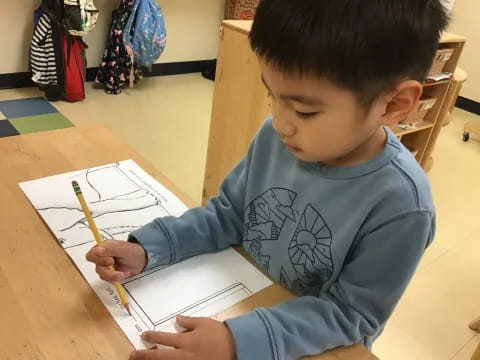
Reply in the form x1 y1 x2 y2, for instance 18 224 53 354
0 0 225 74
449 1 480 102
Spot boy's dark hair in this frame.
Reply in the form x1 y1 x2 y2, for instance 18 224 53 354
250 0 450 107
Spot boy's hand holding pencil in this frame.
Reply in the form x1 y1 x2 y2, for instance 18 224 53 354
86 239 147 282
72 180 146 315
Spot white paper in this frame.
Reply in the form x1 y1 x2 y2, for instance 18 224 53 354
19 160 272 349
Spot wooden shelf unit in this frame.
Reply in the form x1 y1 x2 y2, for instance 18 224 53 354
393 122 435 137
422 79 452 87
394 79 453 162
418 36 466 167
202 20 466 204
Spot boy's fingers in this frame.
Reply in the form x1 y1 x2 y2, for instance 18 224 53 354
95 265 127 282
129 348 181 360
175 315 202 330
85 241 124 261
85 245 108 260
141 331 184 348
96 256 114 266
129 349 158 360
85 249 114 266
85 247 99 262
97 240 127 258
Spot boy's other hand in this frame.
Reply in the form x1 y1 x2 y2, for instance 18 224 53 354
85 240 147 282
129 316 236 360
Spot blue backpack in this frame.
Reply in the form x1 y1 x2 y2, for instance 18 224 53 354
123 0 167 69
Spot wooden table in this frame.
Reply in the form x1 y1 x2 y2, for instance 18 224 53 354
0 125 378 360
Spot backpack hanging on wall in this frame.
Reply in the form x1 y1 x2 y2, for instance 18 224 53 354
64 0 99 37
63 34 87 101
95 0 143 94
122 0 167 70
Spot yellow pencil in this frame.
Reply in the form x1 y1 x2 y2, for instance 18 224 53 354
71 180 132 316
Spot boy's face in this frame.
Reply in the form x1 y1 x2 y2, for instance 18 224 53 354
260 60 392 165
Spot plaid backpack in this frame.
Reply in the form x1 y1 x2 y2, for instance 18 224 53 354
123 0 167 69
64 0 99 36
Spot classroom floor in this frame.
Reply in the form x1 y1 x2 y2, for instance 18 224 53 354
0 97 73 137
1 74 479 359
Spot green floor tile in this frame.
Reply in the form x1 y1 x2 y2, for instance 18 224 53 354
10 113 73 134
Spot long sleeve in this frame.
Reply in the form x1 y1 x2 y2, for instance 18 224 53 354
129 141 254 270
226 211 435 359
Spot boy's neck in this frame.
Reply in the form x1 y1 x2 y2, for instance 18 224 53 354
322 127 388 167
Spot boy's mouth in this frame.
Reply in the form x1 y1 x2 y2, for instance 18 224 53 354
284 142 301 152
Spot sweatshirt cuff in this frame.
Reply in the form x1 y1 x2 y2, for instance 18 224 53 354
225 310 276 360
128 220 175 270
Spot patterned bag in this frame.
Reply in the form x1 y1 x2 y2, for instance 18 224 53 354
64 0 99 36
95 0 143 94
122 0 167 69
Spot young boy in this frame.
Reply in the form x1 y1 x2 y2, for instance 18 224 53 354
87 0 449 359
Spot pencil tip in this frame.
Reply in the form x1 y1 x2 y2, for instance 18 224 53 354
124 303 132 316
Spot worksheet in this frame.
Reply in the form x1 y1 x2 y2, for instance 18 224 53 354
19 160 272 349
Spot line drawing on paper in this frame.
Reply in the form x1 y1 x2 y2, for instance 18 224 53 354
34 162 179 249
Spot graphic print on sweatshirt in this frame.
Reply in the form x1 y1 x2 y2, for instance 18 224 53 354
244 188 334 295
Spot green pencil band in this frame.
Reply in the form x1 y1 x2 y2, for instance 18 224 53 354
72 181 82 195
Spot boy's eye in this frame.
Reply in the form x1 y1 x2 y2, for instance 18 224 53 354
296 111 319 119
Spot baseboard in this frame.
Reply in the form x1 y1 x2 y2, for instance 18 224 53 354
0 72 35 89
456 96 480 116
86 60 214 82
0 60 215 90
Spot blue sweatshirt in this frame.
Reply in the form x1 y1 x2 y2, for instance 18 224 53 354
130 117 435 359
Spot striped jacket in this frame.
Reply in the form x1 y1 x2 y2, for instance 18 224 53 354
30 13 58 85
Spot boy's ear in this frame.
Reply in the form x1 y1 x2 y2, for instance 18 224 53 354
380 80 423 126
